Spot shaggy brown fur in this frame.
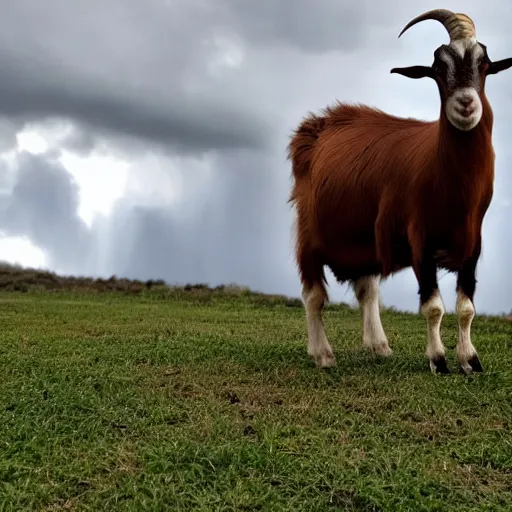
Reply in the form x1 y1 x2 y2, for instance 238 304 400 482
288 99 494 290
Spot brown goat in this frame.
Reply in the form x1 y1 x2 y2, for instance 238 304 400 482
288 9 512 374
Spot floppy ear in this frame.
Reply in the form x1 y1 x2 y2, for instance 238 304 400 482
390 65 435 79
487 58 512 75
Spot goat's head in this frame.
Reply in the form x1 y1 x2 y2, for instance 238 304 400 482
391 9 512 131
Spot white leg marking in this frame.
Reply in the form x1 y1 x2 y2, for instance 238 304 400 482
456 290 480 373
302 283 336 368
420 290 446 373
354 276 392 356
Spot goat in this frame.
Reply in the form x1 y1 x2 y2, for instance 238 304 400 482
288 9 512 375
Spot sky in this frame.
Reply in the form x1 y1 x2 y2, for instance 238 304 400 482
0 0 511 314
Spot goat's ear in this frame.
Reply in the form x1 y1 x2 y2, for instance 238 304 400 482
390 65 435 79
487 58 512 75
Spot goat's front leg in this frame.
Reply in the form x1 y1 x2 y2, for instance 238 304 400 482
413 244 449 374
455 242 484 375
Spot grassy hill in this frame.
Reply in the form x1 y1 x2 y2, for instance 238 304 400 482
1 265 512 511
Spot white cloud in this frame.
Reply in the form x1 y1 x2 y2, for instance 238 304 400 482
16 130 49 154
0 234 46 269
59 150 129 226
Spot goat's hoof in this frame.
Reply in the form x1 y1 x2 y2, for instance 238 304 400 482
311 353 336 368
319 354 337 368
364 341 392 357
459 355 484 375
374 344 393 357
429 356 450 374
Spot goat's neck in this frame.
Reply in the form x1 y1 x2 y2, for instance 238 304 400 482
436 99 494 180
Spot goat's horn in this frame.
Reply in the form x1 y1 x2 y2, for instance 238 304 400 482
398 9 476 41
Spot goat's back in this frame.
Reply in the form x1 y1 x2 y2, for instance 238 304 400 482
289 103 436 248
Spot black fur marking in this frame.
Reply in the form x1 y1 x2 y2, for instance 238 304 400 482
459 355 484 375
457 236 481 302
457 262 478 302
417 249 438 305
433 44 484 93
468 354 484 373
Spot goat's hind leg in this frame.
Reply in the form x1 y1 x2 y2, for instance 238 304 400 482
296 234 335 367
301 281 336 368
353 275 392 357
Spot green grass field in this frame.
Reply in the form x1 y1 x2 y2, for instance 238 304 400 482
1 286 512 511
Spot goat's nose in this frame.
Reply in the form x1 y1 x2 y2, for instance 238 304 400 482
458 96 473 107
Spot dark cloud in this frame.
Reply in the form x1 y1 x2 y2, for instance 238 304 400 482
0 1 277 154
0 158 11 190
0 151 90 273
0 118 24 153
0 54 272 155
222 0 365 52
0 0 400 156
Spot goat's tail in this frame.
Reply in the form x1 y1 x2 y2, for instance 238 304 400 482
287 114 325 182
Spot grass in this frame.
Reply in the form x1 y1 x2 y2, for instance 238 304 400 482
1 282 512 511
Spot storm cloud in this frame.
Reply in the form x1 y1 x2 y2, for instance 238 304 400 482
0 151 91 273
0 0 511 315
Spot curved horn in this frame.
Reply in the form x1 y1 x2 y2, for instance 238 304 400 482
398 9 476 41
